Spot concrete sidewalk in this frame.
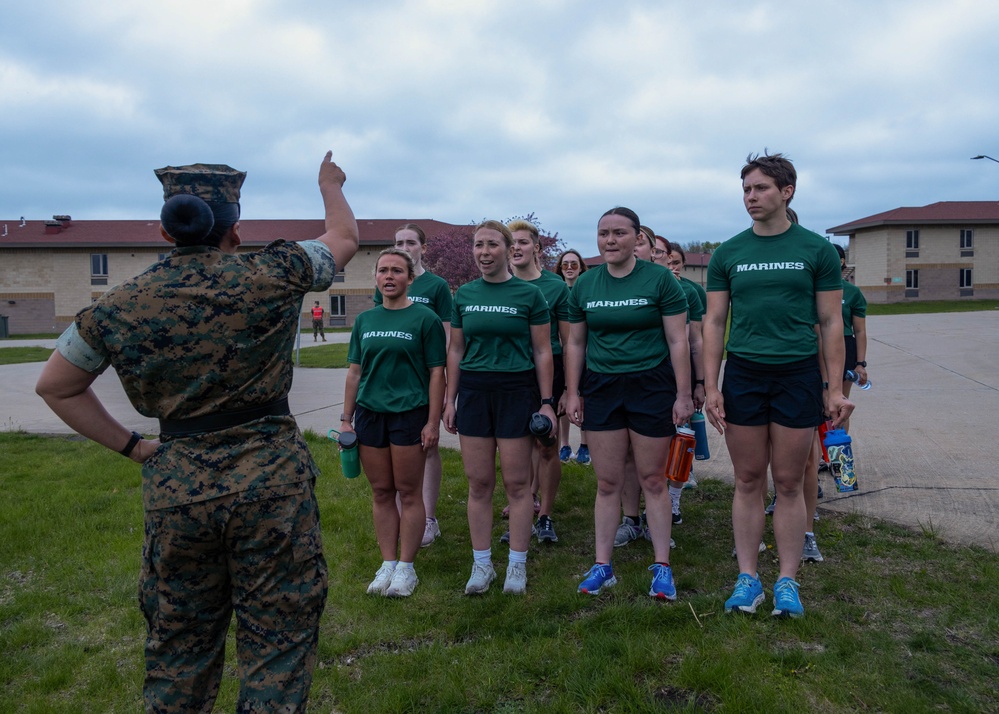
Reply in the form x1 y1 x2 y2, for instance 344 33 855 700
3 311 998 551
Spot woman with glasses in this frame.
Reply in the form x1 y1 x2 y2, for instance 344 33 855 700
555 249 590 465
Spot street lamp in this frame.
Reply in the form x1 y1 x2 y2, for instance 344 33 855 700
971 155 999 164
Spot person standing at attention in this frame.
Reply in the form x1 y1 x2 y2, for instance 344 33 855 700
36 153 359 711
508 219 571 545
703 152 852 619
443 221 556 596
312 300 326 342
341 248 446 598
373 223 454 548
555 249 590 465
565 207 693 600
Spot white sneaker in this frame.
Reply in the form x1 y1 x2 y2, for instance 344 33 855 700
366 563 396 595
503 562 527 594
385 566 419 597
464 562 496 595
421 518 441 547
684 474 698 489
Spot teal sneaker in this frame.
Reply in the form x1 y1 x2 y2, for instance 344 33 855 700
578 563 616 595
648 563 676 601
772 577 804 618
724 573 765 614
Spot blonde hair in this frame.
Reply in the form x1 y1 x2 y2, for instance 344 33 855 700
506 219 540 246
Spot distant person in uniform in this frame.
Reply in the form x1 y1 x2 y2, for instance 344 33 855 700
36 152 359 711
312 300 327 342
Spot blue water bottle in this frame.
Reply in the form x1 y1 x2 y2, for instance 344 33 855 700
328 429 361 479
690 409 710 460
822 428 857 492
845 370 872 391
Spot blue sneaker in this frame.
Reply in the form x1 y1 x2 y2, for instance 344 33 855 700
724 573 765 614
559 445 572 463
772 577 804 618
578 563 616 595
648 563 676 601
575 444 591 465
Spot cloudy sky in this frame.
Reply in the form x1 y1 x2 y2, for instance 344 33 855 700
3 0 998 256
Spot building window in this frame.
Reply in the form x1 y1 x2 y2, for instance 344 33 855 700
91 254 108 286
329 295 347 326
905 229 919 258
905 269 919 297
960 228 974 257
332 269 346 283
959 268 973 296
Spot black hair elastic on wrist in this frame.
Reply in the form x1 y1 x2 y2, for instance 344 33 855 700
160 194 216 245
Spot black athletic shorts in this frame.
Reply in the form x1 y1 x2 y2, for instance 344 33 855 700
355 404 429 448
457 370 538 439
581 357 678 438
843 335 858 380
721 353 823 429
552 353 566 404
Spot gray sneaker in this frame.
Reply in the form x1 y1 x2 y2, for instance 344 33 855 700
500 523 537 544
421 517 441 548
536 515 558 543
503 562 528 594
764 493 776 516
614 516 643 547
385 566 419 597
732 541 768 558
802 533 824 562
366 562 396 595
464 562 496 595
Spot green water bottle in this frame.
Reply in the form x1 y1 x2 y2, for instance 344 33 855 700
328 429 361 479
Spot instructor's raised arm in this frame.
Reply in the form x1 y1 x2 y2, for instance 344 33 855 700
317 151 360 270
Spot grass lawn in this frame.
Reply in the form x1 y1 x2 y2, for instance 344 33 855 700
866 299 999 315
1 431 996 712
296 343 350 369
0 347 53 366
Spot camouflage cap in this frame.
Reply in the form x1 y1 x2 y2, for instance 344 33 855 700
154 163 246 204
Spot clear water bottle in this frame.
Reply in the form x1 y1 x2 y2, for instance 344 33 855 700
664 426 696 482
822 428 857 492
845 370 872 391
690 410 710 460
328 429 361 479
529 412 556 447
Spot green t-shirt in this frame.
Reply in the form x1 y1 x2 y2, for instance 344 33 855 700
373 269 453 322
568 260 688 374
348 303 447 413
677 278 703 323
681 276 707 322
841 280 867 337
452 276 550 372
706 224 842 364
528 269 570 355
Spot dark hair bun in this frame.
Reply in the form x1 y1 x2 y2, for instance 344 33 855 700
160 194 215 244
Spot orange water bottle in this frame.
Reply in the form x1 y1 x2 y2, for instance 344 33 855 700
664 425 696 483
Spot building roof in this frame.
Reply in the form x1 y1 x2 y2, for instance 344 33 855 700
0 217 463 249
828 201 999 235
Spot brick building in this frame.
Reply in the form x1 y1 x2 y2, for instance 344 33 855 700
828 202 999 303
0 216 463 334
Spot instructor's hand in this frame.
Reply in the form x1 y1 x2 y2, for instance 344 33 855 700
319 151 347 189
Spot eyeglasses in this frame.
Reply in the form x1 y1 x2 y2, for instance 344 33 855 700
651 249 667 258
560 261 580 269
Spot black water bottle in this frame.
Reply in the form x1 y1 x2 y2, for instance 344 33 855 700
529 412 556 447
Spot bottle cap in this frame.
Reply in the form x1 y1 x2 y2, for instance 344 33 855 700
677 425 695 437
337 431 358 448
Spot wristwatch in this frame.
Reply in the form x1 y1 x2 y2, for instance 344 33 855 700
855 361 867 368
541 397 556 407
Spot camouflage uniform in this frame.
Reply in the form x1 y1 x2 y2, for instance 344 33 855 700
55 165 337 713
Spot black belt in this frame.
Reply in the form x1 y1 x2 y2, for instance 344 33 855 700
159 397 291 438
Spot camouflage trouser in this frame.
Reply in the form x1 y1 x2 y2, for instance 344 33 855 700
139 479 328 713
